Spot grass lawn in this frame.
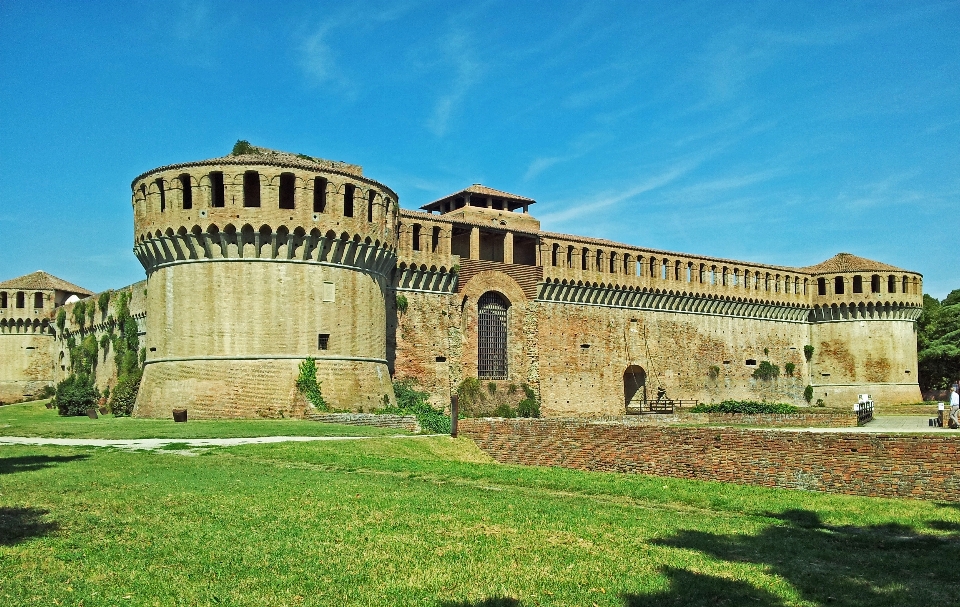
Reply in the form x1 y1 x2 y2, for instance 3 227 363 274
874 401 943 416
0 401 407 439
3 433 960 606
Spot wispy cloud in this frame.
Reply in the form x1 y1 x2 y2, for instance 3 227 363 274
539 154 706 225
425 31 483 137
300 22 350 92
523 132 611 181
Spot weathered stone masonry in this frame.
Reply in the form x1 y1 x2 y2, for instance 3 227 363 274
0 146 925 418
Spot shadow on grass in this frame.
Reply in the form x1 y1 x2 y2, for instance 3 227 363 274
439 599 520 607
0 507 58 545
0 454 89 475
621 567 783 606
632 508 960 606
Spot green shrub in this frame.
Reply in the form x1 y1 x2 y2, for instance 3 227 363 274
386 379 450 434
691 400 798 414
54 373 100 416
56 308 66 334
109 368 141 417
494 403 517 418
516 383 540 418
456 377 484 413
751 361 780 381
232 140 256 155
72 301 86 330
487 382 497 396
815 398 826 407
395 294 408 314
38 385 56 400
86 300 96 326
784 362 796 377
803 385 814 403
296 357 328 411
804 345 814 361
708 365 720 380
99 333 111 354
98 291 111 315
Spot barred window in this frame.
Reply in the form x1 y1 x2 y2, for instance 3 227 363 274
478 292 509 380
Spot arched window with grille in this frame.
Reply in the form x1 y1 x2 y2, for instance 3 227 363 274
478 291 509 380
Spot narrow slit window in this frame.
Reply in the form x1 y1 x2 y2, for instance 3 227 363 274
431 227 440 253
412 225 422 251
818 278 827 296
367 190 375 222
210 171 225 207
279 172 295 209
853 275 863 293
33 292 43 309
156 178 166 212
243 171 260 207
888 275 896 293
0 292 6 308
318 334 330 350
834 276 844 295
16 292 24 308
343 184 355 217
179 174 192 209
871 275 880 293
313 177 327 212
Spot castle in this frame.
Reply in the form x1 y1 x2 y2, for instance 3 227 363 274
0 146 924 416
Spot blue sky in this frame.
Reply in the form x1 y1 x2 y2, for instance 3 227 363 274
1 1 957 297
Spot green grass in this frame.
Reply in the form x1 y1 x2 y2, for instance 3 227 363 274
0 401 407 439
2 435 959 606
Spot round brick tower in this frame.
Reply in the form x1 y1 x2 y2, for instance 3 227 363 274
130 147 398 418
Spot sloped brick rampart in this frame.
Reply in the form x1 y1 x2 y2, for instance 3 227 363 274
458 419 960 501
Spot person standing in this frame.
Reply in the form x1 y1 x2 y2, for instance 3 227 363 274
950 386 960 429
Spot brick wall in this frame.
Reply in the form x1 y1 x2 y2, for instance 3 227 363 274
459 419 960 501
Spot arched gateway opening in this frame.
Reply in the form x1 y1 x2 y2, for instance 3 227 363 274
478 291 509 380
624 365 647 410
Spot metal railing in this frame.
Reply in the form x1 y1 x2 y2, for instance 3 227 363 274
625 399 699 415
855 402 874 425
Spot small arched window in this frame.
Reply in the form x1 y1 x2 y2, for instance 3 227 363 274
243 171 261 207
871 274 881 293
33 292 43 309
343 184 355 217
551 243 559 267
888 275 896 293
367 190 375 222
853 275 863 293
566 246 573 269
817 277 827 296
0 292 7 308
179 174 192 209
16 291 25 308
581 248 589 271
902 276 909 294
279 172 296 209
834 276 844 295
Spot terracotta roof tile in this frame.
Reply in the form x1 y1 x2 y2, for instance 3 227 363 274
0 271 94 295
800 253 911 275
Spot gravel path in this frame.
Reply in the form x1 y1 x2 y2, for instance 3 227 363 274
0 434 432 451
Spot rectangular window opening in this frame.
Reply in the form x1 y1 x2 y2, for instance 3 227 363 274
210 171 225 207
313 177 327 212
243 171 261 207
179 174 192 210
279 172 296 209
343 184 355 217
318 334 330 350
156 178 166 212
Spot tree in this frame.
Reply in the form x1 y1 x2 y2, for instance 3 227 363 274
917 289 960 391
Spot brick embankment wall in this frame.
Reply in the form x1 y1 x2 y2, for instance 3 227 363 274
306 413 420 433
563 412 858 428
458 419 960 501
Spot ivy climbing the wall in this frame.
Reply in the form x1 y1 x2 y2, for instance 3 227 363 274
108 290 143 416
